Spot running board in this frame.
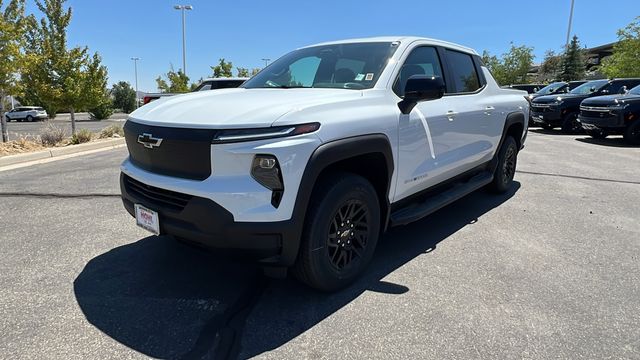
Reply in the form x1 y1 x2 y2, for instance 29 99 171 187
389 172 494 227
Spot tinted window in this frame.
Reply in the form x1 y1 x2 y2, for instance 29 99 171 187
537 82 567 95
607 82 626 94
446 49 481 93
393 46 444 96
570 80 608 95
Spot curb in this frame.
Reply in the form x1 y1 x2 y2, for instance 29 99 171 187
0 138 125 167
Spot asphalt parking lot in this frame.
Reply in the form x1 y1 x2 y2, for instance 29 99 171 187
4 112 128 139
0 130 639 359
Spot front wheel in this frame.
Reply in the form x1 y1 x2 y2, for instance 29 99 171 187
561 112 581 134
488 136 518 194
294 173 380 292
623 120 640 145
26 115 34 122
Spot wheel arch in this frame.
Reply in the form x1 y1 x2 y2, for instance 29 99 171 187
282 134 394 264
490 111 526 173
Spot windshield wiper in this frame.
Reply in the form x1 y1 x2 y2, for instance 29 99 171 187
271 85 309 89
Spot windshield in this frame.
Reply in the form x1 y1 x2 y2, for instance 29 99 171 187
242 42 398 90
628 85 640 95
536 82 567 95
570 80 609 95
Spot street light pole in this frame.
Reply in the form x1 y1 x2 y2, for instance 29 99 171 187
261 58 271 68
174 5 193 76
131 57 141 108
565 0 575 51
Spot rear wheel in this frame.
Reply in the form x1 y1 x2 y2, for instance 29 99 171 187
561 112 581 134
586 129 607 139
488 136 518 194
294 173 380 292
26 115 34 122
623 120 640 145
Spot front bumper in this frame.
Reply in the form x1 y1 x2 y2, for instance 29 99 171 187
530 108 562 126
578 113 625 131
120 173 301 265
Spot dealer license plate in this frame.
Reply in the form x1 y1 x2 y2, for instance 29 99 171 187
135 204 160 235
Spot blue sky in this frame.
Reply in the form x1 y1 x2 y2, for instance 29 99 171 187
24 0 640 92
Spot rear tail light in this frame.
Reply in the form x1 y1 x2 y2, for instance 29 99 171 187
143 96 152 104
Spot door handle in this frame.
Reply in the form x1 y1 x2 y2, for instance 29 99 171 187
446 110 457 121
484 106 495 115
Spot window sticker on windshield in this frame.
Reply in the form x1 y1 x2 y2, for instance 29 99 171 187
355 73 365 81
365 73 374 81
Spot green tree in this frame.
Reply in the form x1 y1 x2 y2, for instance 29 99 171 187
250 68 261 76
560 35 585 81
236 67 249 77
155 65 190 93
19 0 110 134
211 58 233 78
538 50 562 81
601 17 640 78
482 43 534 85
0 0 27 142
84 52 112 119
112 81 136 113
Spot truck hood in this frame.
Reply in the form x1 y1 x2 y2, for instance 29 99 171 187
581 94 640 106
533 93 587 104
128 88 363 128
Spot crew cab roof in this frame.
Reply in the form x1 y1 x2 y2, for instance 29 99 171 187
301 36 479 56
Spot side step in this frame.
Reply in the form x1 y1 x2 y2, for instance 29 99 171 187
389 171 494 227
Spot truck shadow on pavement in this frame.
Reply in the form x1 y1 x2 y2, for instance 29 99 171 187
575 137 637 148
74 182 519 359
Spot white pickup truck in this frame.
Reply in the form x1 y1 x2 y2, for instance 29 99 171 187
120 36 528 291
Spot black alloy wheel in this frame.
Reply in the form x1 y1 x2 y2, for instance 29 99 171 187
327 200 369 271
561 112 581 134
624 120 640 145
294 173 380 292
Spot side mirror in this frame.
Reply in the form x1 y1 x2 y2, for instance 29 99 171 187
398 75 445 114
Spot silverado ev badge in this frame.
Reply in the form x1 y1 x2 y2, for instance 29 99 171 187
137 133 163 149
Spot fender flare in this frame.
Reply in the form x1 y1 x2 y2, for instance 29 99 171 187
280 134 394 264
490 111 526 173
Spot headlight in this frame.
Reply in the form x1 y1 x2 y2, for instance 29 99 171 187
212 122 320 144
251 154 284 207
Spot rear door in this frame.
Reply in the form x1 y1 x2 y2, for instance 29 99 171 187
436 49 497 174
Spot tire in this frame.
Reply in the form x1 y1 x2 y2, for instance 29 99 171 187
488 136 518 194
26 115 33 122
561 112 581 134
586 129 607 139
623 120 640 145
294 173 381 292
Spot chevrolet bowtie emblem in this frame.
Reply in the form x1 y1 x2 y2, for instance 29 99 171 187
137 133 163 149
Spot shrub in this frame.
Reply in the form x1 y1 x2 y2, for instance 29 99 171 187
70 128 93 144
99 124 124 138
89 102 114 120
40 122 66 146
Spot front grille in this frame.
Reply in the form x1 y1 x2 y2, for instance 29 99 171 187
124 121 216 180
531 104 552 113
124 175 192 211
